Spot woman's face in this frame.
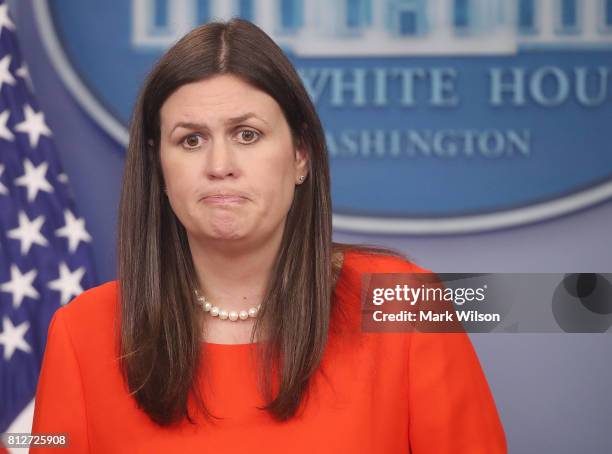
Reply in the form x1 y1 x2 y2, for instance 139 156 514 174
159 74 308 247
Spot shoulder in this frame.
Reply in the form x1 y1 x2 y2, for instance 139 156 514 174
334 246 431 304
51 280 120 345
39 282 122 402
58 280 119 322
342 247 431 275
329 246 430 348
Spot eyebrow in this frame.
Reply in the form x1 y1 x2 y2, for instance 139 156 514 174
169 112 268 135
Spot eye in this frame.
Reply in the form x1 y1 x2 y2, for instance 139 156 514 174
181 134 203 150
235 129 260 145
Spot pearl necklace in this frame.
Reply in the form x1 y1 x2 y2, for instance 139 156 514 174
195 289 260 322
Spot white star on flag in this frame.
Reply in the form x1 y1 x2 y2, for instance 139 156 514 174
14 104 52 148
0 53 15 92
0 317 31 361
7 210 49 255
16 62 33 91
0 109 14 141
14 158 54 202
47 262 85 305
55 210 93 253
0 264 39 309
0 4 15 36
0 163 7 194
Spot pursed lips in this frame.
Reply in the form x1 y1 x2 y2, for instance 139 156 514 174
200 193 249 205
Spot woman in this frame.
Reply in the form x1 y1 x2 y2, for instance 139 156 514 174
30 19 506 453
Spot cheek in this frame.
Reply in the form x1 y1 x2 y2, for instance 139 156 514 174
161 156 197 212
258 163 297 217
162 153 191 190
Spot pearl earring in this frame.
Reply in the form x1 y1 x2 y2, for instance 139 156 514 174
298 175 305 183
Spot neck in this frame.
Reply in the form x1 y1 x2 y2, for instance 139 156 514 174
188 231 284 312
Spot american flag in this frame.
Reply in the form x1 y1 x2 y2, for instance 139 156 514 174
0 1 97 451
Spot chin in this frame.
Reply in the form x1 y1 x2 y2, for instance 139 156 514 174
208 231 245 241
206 221 248 241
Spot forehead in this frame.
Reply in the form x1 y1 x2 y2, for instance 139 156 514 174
159 74 282 124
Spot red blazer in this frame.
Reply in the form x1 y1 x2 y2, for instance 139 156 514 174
31 250 507 453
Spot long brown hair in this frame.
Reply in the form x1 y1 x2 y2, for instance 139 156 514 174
117 19 406 426
117 18 402 427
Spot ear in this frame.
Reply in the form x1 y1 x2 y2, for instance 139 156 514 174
294 142 309 184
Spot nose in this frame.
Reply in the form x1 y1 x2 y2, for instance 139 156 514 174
205 137 238 180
